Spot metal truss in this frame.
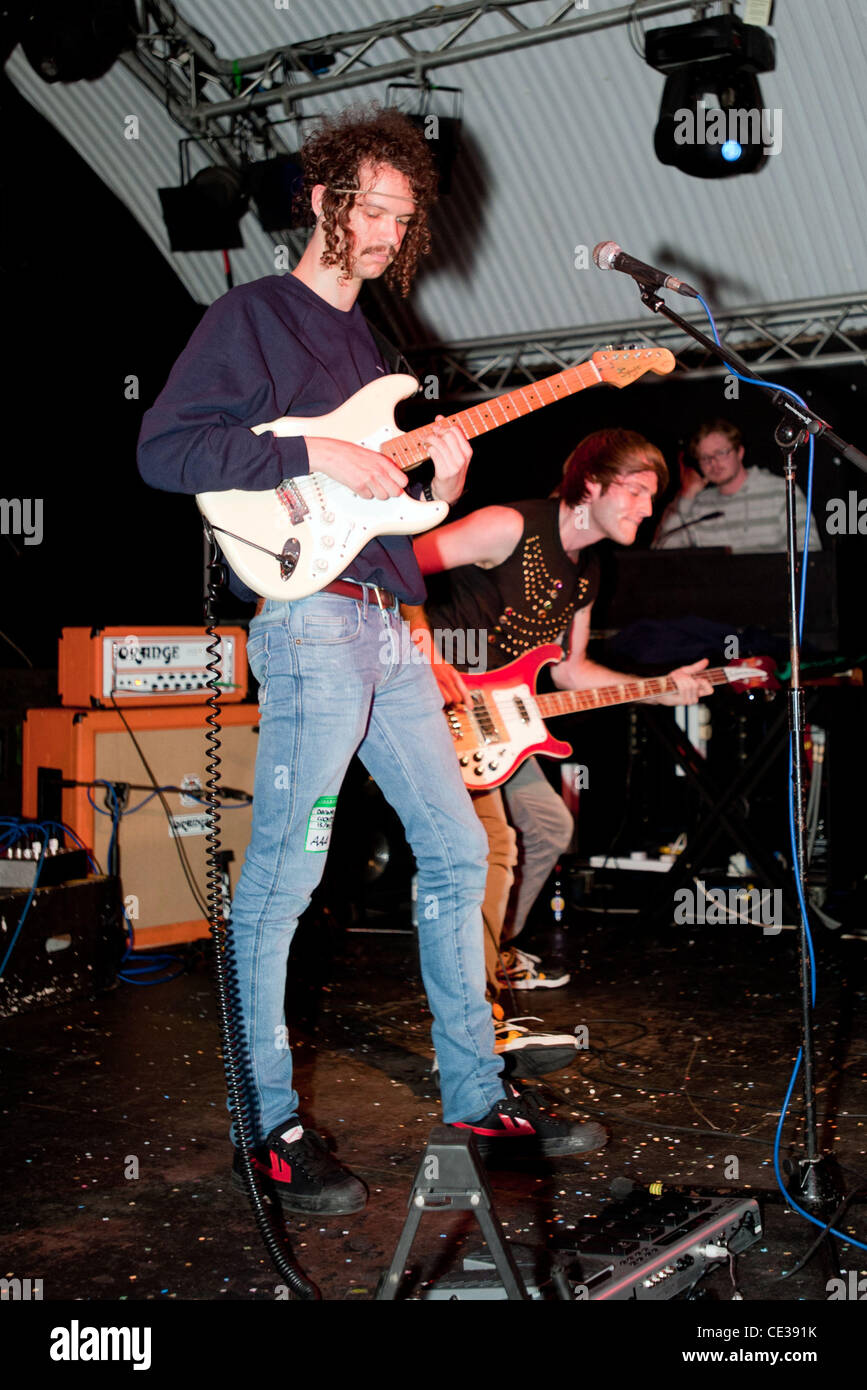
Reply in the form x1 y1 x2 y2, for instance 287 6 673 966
402 294 867 400
130 0 697 129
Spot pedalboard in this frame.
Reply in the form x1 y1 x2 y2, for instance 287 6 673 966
422 1190 762 1300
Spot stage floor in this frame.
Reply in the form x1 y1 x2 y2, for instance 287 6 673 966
2 903 865 1306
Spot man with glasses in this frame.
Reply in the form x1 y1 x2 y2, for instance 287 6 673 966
653 418 820 551
404 429 711 1005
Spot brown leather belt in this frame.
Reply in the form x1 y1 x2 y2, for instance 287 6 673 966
321 579 398 607
255 580 397 616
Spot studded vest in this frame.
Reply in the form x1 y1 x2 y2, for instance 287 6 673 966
425 499 600 672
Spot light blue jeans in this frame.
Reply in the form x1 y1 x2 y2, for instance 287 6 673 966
229 591 503 1141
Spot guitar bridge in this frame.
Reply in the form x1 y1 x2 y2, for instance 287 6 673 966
276 479 309 526
470 691 503 743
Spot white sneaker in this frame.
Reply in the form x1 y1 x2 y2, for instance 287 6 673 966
498 946 570 990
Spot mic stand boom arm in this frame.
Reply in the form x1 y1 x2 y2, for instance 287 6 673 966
636 283 856 1255
635 286 867 473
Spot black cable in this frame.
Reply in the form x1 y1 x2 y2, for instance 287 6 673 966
201 525 318 1300
108 696 211 919
780 1183 867 1279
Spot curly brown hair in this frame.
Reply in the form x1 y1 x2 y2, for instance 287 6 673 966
300 105 439 297
559 429 669 506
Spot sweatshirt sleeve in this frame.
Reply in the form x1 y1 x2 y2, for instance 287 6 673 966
137 289 310 495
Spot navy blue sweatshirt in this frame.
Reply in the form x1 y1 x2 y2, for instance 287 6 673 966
137 273 427 603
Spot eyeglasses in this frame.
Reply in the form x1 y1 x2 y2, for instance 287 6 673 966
696 446 735 466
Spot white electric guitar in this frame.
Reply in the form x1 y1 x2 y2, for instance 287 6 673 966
196 347 675 600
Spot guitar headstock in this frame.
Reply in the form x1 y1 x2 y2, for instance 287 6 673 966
723 656 780 692
593 346 676 387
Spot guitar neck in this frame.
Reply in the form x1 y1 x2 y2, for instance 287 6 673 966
535 667 732 718
381 360 603 472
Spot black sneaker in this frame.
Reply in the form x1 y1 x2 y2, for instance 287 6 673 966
232 1125 368 1215
451 1084 608 1157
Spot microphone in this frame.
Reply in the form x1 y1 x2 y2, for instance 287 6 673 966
655 510 724 546
593 241 699 298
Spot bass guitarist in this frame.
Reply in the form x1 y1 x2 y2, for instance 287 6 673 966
405 429 713 998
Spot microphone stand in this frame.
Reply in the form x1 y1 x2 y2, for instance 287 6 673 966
654 510 725 546
632 281 866 1273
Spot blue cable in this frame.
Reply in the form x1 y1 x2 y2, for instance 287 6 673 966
0 815 185 986
117 894 185 986
773 1050 867 1254
0 818 99 974
696 296 864 1251
0 840 47 975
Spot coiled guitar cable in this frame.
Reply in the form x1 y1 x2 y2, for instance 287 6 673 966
203 524 318 1299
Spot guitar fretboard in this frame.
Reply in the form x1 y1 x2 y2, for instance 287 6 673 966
535 667 735 718
381 361 602 471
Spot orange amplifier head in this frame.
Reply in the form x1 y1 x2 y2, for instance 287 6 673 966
59 626 248 707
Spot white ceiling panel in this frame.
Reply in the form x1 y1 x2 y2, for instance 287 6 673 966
6 0 867 348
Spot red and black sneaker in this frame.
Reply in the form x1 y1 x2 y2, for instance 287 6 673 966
232 1123 368 1215
451 1084 608 1158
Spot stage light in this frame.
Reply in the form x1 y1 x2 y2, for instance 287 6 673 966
244 154 305 231
645 13 776 179
158 167 247 253
387 85 464 195
20 0 136 84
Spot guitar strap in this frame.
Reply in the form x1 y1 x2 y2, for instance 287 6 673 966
366 319 418 384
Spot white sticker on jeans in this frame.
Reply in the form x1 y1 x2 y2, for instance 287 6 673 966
304 795 338 852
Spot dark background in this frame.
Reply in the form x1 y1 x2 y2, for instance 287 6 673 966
2 71 865 864
3 72 866 671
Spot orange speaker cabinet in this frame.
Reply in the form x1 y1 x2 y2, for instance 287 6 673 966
22 704 259 949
